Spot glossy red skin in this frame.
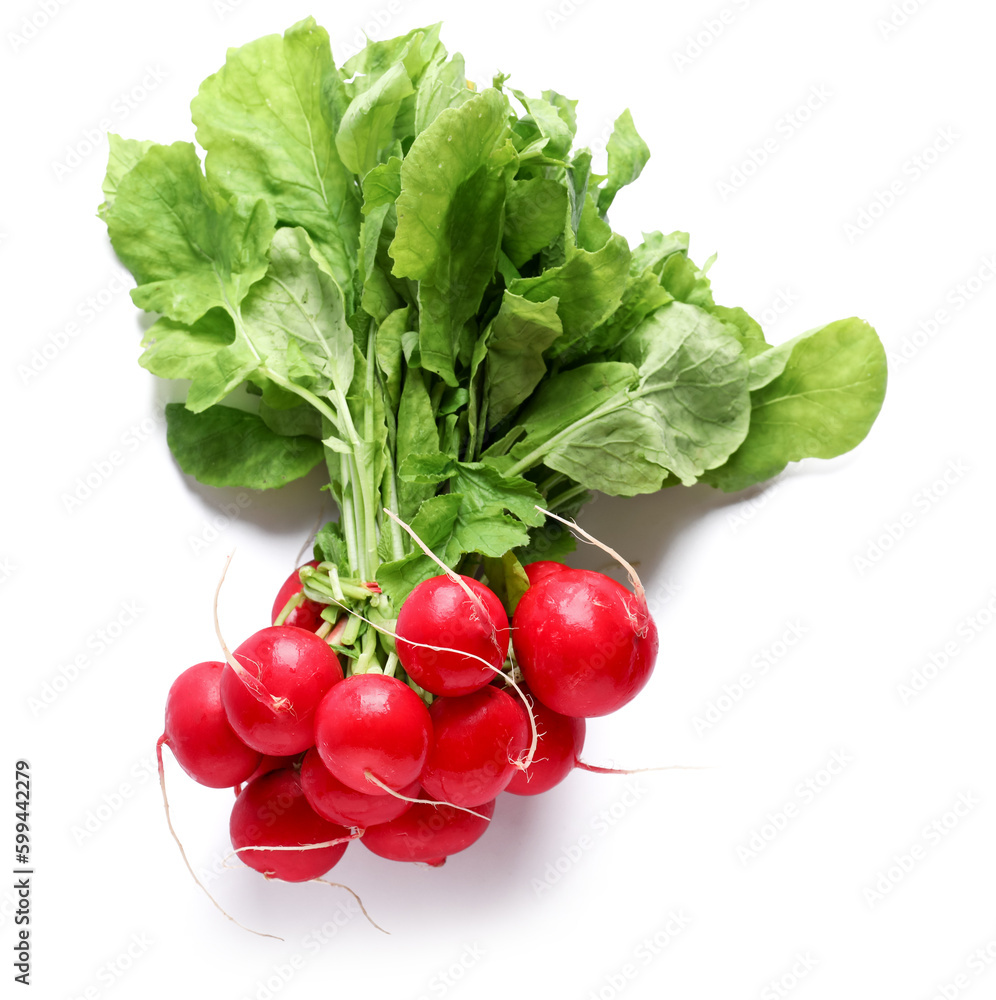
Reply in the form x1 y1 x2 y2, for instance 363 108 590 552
314 674 432 794
360 791 496 865
221 626 343 755
523 561 571 587
244 754 302 784
395 575 509 696
300 747 419 827
512 569 658 718
270 560 326 632
420 687 530 807
505 688 586 796
230 769 350 882
164 661 262 788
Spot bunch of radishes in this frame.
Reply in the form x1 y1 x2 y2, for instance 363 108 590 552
158 555 658 887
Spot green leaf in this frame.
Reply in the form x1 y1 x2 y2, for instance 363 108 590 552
414 53 473 133
617 302 751 485
395 368 440 521
241 226 354 394
597 109 650 214
512 90 573 161
398 455 545 527
390 88 515 384
336 61 414 176
483 292 563 426
258 400 323 439
702 318 887 492
314 521 348 568
482 550 531 615
165 403 324 489
104 142 274 325
711 305 769 362
139 310 257 412
660 252 715 308
509 234 630 356
374 306 410 412
376 493 530 604
191 17 359 302
501 177 569 268
99 134 153 218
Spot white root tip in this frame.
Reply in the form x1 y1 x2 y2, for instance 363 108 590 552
156 738 282 941
313 879 390 935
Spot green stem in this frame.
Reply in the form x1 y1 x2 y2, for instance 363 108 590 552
505 395 627 478
548 483 589 511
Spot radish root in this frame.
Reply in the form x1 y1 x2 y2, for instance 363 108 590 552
317 597 540 773
313 879 389 935
362 771 493 821
156 736 282 941
382 508 507 666
536 507 651 634
214 552 293 713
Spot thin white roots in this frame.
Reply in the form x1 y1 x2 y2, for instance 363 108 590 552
536 507 651 635
156 738 282 941
320 596 539 776
313 880 389 935
214 552 293 714
362 770 492 821
382 507 506 666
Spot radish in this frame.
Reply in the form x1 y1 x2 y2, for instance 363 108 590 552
220 625 343 755
300 748 418 827
229 768 352 882
360 791 496 865
160 661 261 788
420 686 530 807
314 673 432 794
523 560 570 586
505 689 586 796
395 574 509 696
513 568 658 718
271 560 325 631
234 753 303 797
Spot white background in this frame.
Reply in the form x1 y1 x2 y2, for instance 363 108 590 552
3 0 995 997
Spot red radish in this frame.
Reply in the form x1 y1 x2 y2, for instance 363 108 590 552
523 560 570 586
235 753 303 796
161 661 261 788
230 768 351 882
395 575 509 696
361 791 496 865
300 748 418 827
513 568 658 718
505 689 586 796
221 626 343 755
314 674 432 794
420 687 530 808
271 560 325 631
